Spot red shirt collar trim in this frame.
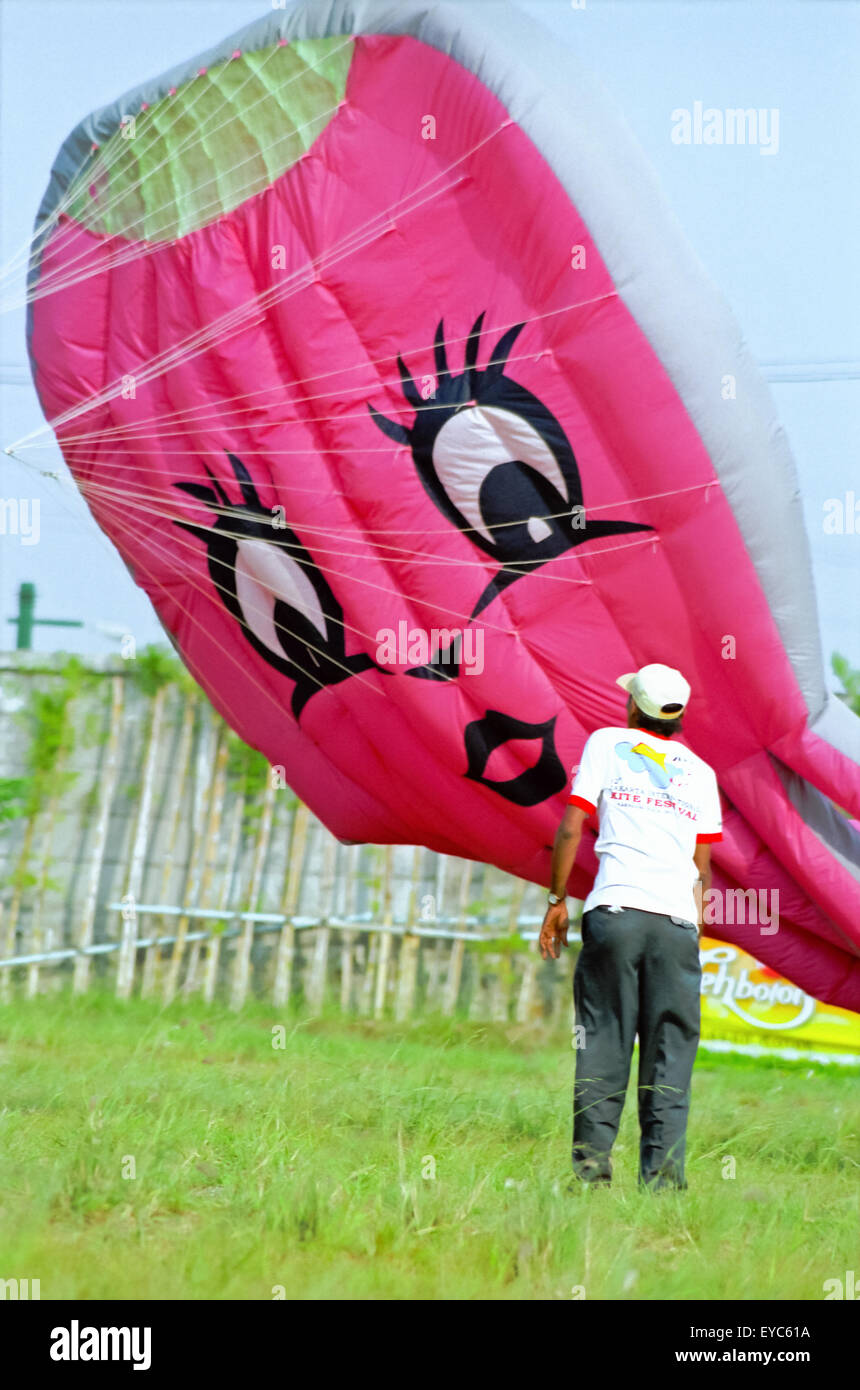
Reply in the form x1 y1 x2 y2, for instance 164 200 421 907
634 726 672 741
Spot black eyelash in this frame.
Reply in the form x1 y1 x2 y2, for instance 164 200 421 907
367 313 526 444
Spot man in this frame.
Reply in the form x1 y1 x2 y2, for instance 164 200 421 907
539 663 722 1191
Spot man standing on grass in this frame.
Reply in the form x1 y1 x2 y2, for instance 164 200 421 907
539 664 722 1191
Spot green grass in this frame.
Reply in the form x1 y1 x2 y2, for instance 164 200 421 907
0 989 857 1300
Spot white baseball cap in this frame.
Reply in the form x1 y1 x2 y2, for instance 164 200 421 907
616 663 691 720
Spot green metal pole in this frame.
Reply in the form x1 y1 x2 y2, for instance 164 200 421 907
16 582 35 650
8 584 84 649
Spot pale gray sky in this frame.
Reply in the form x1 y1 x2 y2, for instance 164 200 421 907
1 0 858 685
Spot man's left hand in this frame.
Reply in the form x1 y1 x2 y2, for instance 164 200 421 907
539 902 570 961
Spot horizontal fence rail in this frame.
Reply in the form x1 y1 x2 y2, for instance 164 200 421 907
0 906 582 1028
0 908 582 969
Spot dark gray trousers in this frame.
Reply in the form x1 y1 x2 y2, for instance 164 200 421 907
572 903 702 1189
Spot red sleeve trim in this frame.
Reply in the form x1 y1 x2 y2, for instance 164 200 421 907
696 831 722 844
568 795 597 815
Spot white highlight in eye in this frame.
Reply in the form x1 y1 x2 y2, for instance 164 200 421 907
432 405 568 544
235 537 326 656
527 516 553 542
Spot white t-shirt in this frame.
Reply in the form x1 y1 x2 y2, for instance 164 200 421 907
570 725 722 923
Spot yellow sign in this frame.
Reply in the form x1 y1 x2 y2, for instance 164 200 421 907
699 936 860 1053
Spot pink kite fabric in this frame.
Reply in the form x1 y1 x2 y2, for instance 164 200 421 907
29 34 860 1010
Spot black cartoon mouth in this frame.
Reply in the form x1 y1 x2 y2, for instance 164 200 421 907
463 709 567 806
368 312 653 617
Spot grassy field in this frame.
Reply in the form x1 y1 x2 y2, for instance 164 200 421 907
0 989 857 1300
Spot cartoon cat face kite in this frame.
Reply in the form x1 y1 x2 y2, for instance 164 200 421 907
27 1 860 1009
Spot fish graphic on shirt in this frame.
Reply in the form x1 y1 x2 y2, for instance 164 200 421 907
615 740 682 791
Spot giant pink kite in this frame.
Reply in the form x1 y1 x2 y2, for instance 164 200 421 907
25 1 860 1009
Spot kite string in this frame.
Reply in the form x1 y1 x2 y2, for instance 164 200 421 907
15 76 353 309
4 451 684 730
14 453 670 665
86 478 553 718
7 100 712 624
8 441 715 539
10 102 462 313
13 95 509 320
11 289 619 460
9 129 503 445
79 469 671 574
28 467 670 693
35 462 516 643
0 33 354 292
27 343 557 449
23 310 600 449
87 486 390 704
86 485 580 831
70 470 524 639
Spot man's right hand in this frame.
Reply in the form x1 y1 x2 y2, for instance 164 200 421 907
539 902 570 960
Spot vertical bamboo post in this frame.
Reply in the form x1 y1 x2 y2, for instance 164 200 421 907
259 792 291 999
486 868 517 1024
339 844 359 1014
306 833 337 1015
425 938 445 1013
27 733 75 999
202 792 244 1005
298 821 321 1004
357 930 378 1017
182 731 229 998
423 855 449 1011
229 775 276 1011
140 693 195 998
507 879 541 1024
75 675 124 995
395 932 421 1021
161 707 213 1005
468 955 488 1020
1 666 80 1001
507 876 527 935
356 847 379 1017
395 846 422 1021
488 954 510 1023
339 939 355 1014
117 685 167 1000
441 860 473 1017
271 802 308 1008
467 865 494 1022
548 968 567 1031
515 956 540 1025
372 845 394 1019
0 812 37 1001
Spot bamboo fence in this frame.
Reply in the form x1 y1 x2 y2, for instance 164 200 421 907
0 655 577 1026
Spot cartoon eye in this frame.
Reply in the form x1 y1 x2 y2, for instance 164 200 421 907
431 405 569 545
368 311 652 617
173 452 374 719
234 536 327 658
